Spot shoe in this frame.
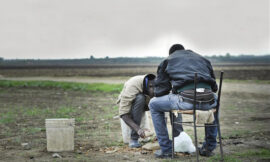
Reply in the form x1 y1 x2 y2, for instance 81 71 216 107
129 139 141 148
198 147 215 157
154 149 172 158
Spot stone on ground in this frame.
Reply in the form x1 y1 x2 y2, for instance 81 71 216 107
142 142 160 150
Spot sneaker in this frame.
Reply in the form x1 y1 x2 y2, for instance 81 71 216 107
198 147 215 157
129 139 141 148
154 149 172 158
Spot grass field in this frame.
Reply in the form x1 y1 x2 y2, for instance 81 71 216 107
0 79 269 162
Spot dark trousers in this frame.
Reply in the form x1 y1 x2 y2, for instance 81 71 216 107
170 112 183 137
130 94 183 140
202 113 218 151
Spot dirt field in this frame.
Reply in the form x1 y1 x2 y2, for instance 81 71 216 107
0 77 269 162
1 64 270 80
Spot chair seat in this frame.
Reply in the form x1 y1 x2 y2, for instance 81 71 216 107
172 109 216 115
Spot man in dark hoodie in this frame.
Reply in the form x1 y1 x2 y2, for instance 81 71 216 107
149 44 218 158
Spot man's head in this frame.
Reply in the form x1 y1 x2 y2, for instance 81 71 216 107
169 44 185 55
143 74 156 98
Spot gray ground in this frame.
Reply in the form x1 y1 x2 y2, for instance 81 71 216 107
0 77 269 161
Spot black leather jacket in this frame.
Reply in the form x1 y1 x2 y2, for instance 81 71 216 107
154 50 218 97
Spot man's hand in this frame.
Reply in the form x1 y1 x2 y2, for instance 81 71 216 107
121 114 153 139
137 128 146 138
137 128 152 138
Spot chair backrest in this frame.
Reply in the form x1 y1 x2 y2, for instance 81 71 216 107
216 71 224 115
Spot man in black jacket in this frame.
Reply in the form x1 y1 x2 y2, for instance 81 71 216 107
149 44 218 158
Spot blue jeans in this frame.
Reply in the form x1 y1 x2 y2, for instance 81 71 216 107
131 94 184 140
149 93 218 153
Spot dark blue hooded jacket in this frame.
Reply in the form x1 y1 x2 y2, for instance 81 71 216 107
154 50 218 97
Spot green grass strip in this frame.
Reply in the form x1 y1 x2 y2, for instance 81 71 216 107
208 149 270 162
234 149 270 158
0 80 123 93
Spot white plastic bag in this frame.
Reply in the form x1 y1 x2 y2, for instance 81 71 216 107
174 131 196 153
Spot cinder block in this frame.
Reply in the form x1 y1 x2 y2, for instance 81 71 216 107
46 118 75 152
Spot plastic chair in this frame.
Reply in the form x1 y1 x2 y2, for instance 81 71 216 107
171 72 224 161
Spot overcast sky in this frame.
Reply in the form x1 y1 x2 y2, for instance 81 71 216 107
0 0 269 59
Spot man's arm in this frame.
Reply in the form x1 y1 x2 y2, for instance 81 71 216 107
154 59 172 97
121 114 145 138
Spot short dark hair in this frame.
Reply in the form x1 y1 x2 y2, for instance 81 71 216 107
169 44 185 55
143 74 156 95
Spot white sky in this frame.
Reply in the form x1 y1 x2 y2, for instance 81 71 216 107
0 0 269 59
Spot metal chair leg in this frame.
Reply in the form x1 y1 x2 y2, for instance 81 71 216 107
216 71 224 160
193 73 199 162
216 114 224 160
193 112 199 162
171 112 175 158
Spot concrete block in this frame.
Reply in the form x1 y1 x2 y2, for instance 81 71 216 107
46 118 75 152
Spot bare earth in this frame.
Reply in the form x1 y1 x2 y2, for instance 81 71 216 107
0 77 269 162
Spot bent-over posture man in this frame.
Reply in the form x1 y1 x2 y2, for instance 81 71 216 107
149 44 218 158
117 74 156 147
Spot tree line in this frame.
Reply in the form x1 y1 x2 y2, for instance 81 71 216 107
0 54 269 66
